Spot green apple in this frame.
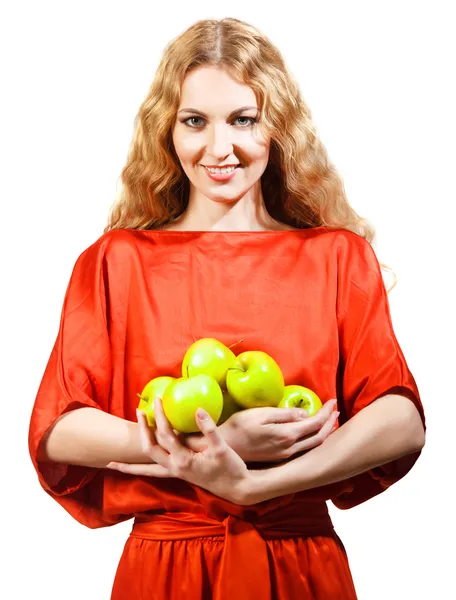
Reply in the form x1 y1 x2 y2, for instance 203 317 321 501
137 376 175 426
162 374 223 433
217 390 242 425
226 350 284 408
182 338 236 388
278 385 323 416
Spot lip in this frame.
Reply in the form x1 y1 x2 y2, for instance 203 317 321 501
202 165 240 182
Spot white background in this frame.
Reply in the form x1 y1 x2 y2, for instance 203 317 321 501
2 1 455 598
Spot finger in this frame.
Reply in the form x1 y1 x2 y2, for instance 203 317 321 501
288 399 338 439
136 409 170 466
106 461 171 478
290 410 340 454
262 399 337 425
321 398 338 415
317 409 340 440
196 408 227 454
262 407 309 423
154 396 194 467
153 396 183 450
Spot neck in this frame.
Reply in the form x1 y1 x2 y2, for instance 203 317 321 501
169 182 288 231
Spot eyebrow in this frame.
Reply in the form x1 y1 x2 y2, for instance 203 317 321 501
178 106 258 117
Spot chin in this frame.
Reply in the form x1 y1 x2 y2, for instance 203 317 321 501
207 191 247 204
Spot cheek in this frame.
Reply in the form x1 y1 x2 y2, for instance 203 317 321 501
172 128 196 160
172 131 186 155
175 139 202 162
243 137 270 160
246 149 270 172
253 148 270 163
172 128 270 165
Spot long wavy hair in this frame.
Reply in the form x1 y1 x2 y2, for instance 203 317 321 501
104 17 397 293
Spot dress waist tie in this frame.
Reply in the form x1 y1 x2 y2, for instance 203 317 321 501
130 502 336 600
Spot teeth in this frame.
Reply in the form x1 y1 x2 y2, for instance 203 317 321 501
205 166 236 174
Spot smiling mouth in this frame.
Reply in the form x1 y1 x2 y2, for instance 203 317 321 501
201 165 242 172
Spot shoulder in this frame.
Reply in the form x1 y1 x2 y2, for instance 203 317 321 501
322 228 372 252
306 227 376 264
99 228 143 251
304 228 384 300
70 229 147 276
320 228 378 268
332 230 384 296
86 228 146 260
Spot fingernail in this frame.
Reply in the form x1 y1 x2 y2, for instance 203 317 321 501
197 408 208 420
298 410 308 419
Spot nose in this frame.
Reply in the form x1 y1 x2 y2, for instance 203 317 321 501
206 123 234 158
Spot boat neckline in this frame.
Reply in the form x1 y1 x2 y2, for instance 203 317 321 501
127 226 333 235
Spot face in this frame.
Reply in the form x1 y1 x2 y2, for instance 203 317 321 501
172 66 271 204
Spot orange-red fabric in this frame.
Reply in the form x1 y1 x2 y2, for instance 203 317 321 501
112 507 358 600
28 227 426 599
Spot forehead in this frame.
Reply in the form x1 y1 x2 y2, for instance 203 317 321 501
179 66 258 112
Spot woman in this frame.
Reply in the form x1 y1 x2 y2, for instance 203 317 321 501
28 17 426 600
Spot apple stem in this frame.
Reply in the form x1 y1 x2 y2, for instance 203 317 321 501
228 338 244 350
136 393 143 399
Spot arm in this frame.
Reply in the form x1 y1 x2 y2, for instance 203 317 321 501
37 406 232 468
243 394 425 505
178 407 326 464
37 407 152 468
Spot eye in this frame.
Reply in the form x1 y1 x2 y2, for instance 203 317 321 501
234 116 257 127
181 116 257 129
183 117 205 127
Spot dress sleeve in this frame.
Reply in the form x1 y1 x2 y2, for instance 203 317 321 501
28 236 115 525
330 232 426 510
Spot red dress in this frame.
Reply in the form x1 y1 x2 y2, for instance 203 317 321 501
28 227 425 599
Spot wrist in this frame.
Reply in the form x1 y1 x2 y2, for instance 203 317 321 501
239 469 271 506
127 421 156 463
183 420 234 453
241 459 304 505
182 432 208 452
218 420 238 452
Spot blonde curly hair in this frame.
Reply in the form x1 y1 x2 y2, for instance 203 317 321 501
104 17 397 293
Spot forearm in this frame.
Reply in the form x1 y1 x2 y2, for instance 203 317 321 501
182 421 231 453
245 394 425 504
181 421 262 463
37 407 151 468
37 407 228 469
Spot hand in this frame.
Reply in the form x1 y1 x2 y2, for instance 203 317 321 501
106 396 252 505
222 399 340 463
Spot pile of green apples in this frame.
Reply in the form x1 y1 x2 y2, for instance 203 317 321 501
137 338 322 433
